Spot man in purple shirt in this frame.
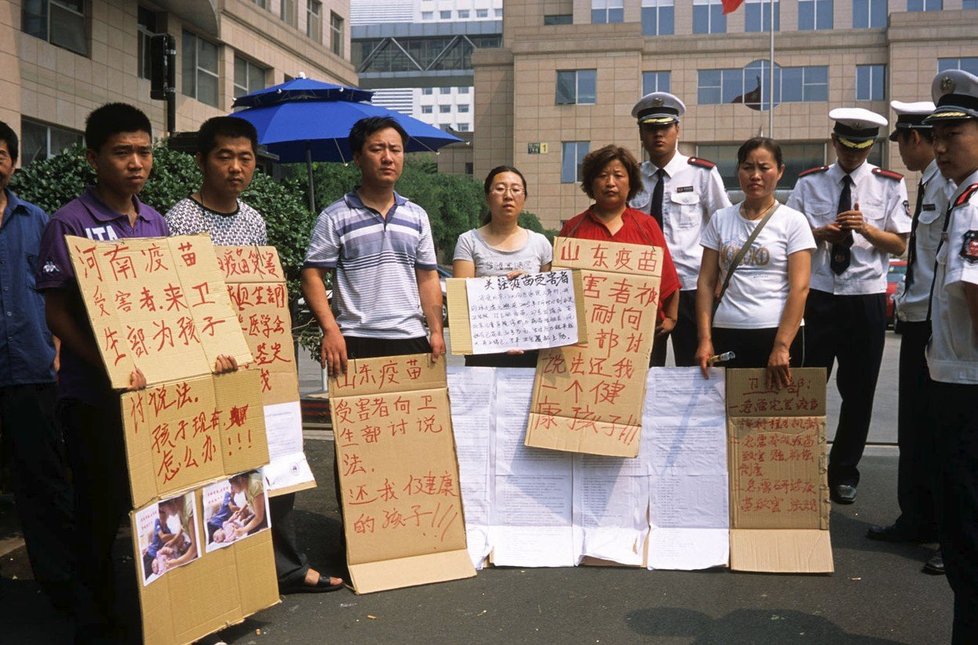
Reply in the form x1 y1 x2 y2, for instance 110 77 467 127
0 121 74 610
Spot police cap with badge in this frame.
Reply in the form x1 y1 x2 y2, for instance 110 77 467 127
830 107 888 149
632 92 685 126
889 101 935 142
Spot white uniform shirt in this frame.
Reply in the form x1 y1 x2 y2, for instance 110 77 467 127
786 162 911 295
630 152 731 291
927 172 978 385
894 159 957 322
701 202 816 329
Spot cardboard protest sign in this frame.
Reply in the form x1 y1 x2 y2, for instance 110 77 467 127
121 369 270 509
65 235 252 388
725 368 833 573
525 237 664 457
218 246 315 496
131 484 278 645
446 270 588 355
329 354 475 593
135 491 201 585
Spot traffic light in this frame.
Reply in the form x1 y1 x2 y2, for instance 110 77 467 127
150 33 175 101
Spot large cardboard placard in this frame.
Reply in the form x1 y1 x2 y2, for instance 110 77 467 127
329 354 475 593
525 237 664 457
446 270 588 354
725 368 833 573
218 245 315 496
65 235 252 388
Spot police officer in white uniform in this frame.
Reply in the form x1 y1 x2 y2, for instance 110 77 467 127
866 101 955 576
924 68 978 644
786 108 910 505
629 92 731 367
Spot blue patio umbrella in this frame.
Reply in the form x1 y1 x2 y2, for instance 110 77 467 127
231 77 463 213
232 77 374 108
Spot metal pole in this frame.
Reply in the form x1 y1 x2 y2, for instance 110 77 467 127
306 145 317 215
768 0 775 137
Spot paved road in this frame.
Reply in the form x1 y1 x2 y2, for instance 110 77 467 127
2 329 950 644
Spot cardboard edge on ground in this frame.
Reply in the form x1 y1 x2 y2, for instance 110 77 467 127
348 548 476 594
524 413 641 458
729 529 834 573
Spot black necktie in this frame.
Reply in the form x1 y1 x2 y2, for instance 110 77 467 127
650 168 665 229
830 175 853 275
904 179 926 291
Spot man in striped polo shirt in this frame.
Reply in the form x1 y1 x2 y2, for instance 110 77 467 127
301 116 445 376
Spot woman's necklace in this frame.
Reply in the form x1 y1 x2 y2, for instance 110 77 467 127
740 199 778 221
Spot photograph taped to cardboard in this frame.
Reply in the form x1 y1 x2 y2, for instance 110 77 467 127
135 490 201 586
203 470 271 552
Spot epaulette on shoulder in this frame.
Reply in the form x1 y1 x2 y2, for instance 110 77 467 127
953 183 978 208
872 167 904 181
688 157 716 170
798 166 829 178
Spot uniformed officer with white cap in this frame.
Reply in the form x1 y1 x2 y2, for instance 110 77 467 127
866 101 955 576
786 107 911 505
923 68 978 643
629 92 731 367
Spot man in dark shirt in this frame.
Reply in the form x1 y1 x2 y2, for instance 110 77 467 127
0 120 74 610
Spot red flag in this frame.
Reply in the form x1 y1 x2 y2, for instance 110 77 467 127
722 0 745 14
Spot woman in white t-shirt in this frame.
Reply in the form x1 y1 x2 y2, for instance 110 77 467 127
695 137 816 387
453 165 553 367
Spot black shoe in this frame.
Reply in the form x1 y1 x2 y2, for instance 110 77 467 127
866 523 937 543
923 551 945 575
830 484 856 504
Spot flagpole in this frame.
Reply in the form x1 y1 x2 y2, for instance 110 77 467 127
768 0 775 137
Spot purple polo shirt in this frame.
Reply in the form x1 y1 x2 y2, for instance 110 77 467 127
36 186 169 404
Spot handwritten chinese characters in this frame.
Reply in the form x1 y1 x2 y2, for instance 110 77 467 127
460 270 584 355
725 368 829 531
524 237 664 458
328 354 474 592
121 370 269 507
66 235 252 389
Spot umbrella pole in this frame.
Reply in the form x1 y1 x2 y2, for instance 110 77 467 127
306 146 317 215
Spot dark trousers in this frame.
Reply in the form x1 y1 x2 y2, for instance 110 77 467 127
931 381 978 644
651 289 698 367
804 289 887 487
710 327 804 370
896 320 939 536
0 383 74 603
58 396 133 637
269 493 310 589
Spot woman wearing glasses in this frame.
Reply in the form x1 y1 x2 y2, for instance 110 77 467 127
453 165 553 366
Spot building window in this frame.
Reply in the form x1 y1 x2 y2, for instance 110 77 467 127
699 141 827 189
745 0 779 32
439 10 451 19
422 11 433 19
330 12 344 57
544 14 573 24
439 105 451 113
280 0 297 27
22 0 88 56
458 9 470 18
137 7 159 80
233 56 266 99
422 105 433 113
440 87 452 95
476 8 489 17
694 0 726 34
964 0 978 8
852 0 887 28
20 117 83 165
457 123 470 132
459 86 470 94
562 142 590 183
307 0 322 42
642 0 674 36
592 0 624 24
698 64 827 105
422 87 433 95
495 8 503 17
856 64 886 101
642 71 671 95
938 57 978 76
556 70 597 105
907 0 941 10
798 0 832 30
181 31 219 107
458 104 470 112
252 0 267 8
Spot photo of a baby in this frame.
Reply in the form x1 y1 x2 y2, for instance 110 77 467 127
203 470 271 553
134 491 201 586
